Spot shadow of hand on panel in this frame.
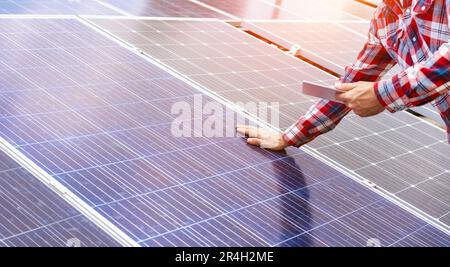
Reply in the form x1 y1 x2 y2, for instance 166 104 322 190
269 149 314 247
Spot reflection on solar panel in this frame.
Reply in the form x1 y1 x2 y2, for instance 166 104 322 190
197 0 368 20
0 149 120 247
1 17 448 246
101 0 231 18
88 18 450 231
0 0 118 15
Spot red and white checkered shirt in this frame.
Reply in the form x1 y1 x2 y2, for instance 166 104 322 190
283 0 450 146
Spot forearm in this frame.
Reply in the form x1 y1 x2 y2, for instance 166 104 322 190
283 13 395 147
282 100 351 147
374 43 450 112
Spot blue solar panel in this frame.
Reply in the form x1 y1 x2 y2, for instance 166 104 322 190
197 0 368 20
88 18 450 231
138 173 449 247
0 149 120 247
242 21 381 76
391 225 450 247
103 0 231 18
196 0 302 19
0 0 119 15
0 17 448 247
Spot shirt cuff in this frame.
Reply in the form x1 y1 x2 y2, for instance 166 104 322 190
282 127 312 147
374 74 412 113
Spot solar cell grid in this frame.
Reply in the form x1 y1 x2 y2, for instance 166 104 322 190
88 18 336 112
88 18 450 230
242 21 378 76
0 0 118 15
196 0 303 20
0 149 120 247
259 0 373 20
197 0 369 20
1 17 448 246
102 0 231 18
392 225 450 247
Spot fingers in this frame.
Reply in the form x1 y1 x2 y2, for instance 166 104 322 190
334 82 358 92
236 125 246 135
248 138 283 151
334 83 357 105
236 125 261 138
246 138 262 146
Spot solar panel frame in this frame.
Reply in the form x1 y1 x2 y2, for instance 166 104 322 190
85 17 450 233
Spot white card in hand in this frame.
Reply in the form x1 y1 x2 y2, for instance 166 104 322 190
301 81 345 103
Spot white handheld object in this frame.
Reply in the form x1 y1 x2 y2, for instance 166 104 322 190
301 81 345 103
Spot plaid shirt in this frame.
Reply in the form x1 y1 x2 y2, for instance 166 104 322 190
283 0 450 146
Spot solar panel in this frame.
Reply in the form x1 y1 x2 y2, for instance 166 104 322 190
1 16 448 246
195 0 303 19
0 0 119 15
0 149 120 247
392 225 450 247
196 0 369 20
87 18 450 231
242 21 375 76
101 0 232 18
87 18 336 112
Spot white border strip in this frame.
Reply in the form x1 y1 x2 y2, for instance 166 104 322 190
81 14 226 21
81 16 449 235
0 14 75 19
95 0 133 16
